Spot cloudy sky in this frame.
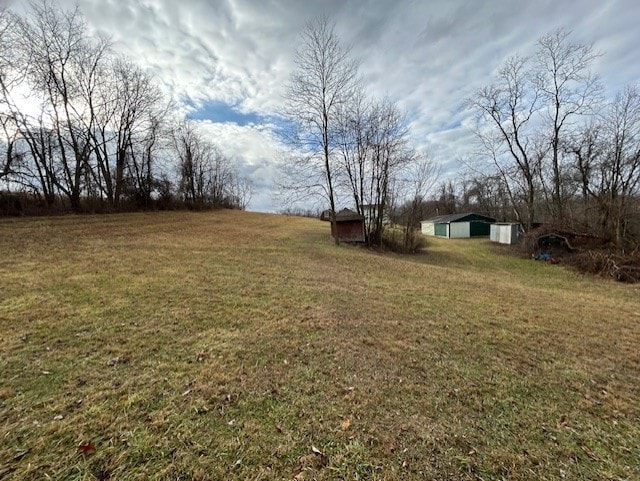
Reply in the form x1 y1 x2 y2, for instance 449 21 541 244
6 0 640 211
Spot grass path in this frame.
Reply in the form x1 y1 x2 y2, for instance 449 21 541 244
1 210 638 480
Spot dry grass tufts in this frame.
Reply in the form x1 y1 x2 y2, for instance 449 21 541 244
1 211 639 480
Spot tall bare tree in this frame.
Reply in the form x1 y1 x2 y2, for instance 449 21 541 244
602 86 640 247
364 98 413 244
86 58 164 207
568 87 640 247
1 1 248 213
13 0 111 210
469 29 601 228
283 16 359 244
172 120 238 206
0 8 20 182
468 55 543 229
536 29 601 219
336 87 370 216
230 176 253 211
335 93 413 245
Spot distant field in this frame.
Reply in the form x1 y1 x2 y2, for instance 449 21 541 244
1 210 638 480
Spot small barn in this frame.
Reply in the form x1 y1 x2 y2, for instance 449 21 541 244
421 213 496 238
319 209 332 222
331 208 366 243
490 223 523 245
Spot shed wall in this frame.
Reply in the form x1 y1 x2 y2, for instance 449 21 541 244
435 223 449 237
490 224 522 244
469 221 491 237
332 220 365 243
450 222 470 238
490 224 500 242
421 222 435 236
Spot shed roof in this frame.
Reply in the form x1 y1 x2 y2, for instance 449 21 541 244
422 212 496 224
335 208 365 222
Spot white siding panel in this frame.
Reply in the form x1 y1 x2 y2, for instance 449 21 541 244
450 222 470 238
421 222 435 236
500 227 511 244
490 224 522 244
490 224 500 242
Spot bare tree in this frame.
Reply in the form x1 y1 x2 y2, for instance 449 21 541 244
283 16 359 244
397 152 440 252
568 87 640 247
1 1 245 214
173 120 206 204
565 86 640 249
464 173 514 221
172 120 238 207
468 55 543 229
364 98 413 244
0 8 20 182
604 87 640 247
334 92 415 245
124 113 166 208
335 87 370 215
12 0 111 210
536 29 601 219
86 58 165 207
469 30 601 228
229 175 253 211
1 6 59 203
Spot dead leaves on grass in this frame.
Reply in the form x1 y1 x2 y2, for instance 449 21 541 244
77 440 96 455
340 418 351 431
580 445 600 461
106 355 130 367
293 445 329 479
196 352 210 362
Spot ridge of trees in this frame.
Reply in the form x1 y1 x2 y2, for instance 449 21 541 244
0 1 252 215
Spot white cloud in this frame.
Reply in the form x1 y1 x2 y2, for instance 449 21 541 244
195 120 288 212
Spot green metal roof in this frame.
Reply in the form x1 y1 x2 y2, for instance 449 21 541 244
423 212 496 224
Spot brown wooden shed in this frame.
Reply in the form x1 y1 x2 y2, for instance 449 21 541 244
331 208 366 243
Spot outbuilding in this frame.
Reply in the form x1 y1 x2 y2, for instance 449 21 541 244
421 213 496 238
490 223 523 245
331 208 366 243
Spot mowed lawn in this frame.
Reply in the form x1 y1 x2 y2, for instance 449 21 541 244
1 211 638 480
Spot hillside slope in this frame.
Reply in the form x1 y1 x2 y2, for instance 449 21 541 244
1 210 638 480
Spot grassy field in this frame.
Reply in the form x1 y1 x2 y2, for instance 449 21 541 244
1 210 638 480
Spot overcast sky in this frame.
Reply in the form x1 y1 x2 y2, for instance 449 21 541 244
6 0 640 212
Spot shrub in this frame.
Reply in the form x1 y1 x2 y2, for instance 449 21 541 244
380 227 427 254
517 221 640 282
565 249 640 283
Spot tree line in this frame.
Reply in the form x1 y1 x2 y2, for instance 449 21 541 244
468 29 640 250
283 20 639 252
0 1 251 214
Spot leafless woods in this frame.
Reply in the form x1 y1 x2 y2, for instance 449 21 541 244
468 29 640 249
0 1 252 214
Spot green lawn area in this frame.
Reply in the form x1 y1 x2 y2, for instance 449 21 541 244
1 210 638 480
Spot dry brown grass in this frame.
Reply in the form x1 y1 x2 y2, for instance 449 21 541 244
1 210 638 480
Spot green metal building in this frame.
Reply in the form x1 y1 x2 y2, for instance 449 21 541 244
421 213 496 238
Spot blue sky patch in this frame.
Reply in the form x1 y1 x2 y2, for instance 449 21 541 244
188 100 262 126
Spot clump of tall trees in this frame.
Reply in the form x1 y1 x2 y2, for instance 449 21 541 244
468 29 640 250
0 1 251 214
281 17 438 250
